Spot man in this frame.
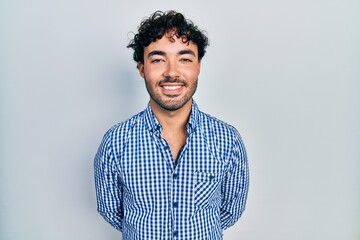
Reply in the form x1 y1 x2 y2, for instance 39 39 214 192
94 10 249 240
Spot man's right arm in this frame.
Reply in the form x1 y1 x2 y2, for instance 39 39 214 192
94 131 123 231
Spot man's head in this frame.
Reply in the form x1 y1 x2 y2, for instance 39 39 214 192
127 10 209 65
127 11 209 112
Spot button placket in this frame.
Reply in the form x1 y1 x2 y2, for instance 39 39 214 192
172 171 179 238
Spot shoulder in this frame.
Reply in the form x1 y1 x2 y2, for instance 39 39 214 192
101 110 146 146
95 110 147 168
198 111 247 165
197 110 246 164
198 110 242 141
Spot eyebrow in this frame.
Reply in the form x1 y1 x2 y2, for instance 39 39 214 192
147 50 165 58
147 49 196 58
178 50 196 57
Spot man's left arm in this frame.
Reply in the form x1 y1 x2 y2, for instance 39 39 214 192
220 132 249 230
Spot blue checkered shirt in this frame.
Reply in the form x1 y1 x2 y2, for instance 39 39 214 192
94 101 249 240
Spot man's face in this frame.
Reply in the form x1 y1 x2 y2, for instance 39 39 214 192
138 34 201 112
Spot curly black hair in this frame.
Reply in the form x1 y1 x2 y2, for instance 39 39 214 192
127 10 209 64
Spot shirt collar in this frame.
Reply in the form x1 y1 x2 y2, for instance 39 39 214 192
144 99 200 134
187 100 199 133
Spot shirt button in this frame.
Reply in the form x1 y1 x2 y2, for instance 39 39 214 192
173 173 178 179
173 202 178 208
173 231 178 237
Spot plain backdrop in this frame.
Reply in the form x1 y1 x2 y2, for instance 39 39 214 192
1 0 359 240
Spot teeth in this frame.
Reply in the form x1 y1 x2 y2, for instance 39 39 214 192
163 86 181 90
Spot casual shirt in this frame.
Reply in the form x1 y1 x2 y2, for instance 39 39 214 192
94 100 249 240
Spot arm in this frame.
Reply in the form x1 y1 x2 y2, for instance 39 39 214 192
220 133 249 230
94 131 123 231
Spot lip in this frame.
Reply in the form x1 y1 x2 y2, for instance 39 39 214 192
163 85 182 90
160 84 184 94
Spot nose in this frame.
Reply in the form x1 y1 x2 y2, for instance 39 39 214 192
163 61 180 79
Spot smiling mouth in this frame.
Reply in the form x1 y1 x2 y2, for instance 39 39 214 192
162 85 182 90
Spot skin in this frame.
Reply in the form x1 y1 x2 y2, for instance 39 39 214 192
137 33 201 160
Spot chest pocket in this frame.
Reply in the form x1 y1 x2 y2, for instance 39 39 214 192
194 171 221 209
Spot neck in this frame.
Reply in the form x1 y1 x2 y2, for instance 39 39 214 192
150 100 192 132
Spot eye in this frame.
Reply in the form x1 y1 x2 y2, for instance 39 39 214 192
150 59 163 63
180 58 193 63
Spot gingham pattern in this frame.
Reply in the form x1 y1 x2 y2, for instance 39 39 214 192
94 100 249 240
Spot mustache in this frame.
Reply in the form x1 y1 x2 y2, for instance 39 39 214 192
159 77 187 85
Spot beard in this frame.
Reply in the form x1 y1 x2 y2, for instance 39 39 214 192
144 76 198 111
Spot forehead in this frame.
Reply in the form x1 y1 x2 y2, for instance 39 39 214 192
144 35 198 56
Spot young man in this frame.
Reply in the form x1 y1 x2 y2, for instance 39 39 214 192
94 10 249 240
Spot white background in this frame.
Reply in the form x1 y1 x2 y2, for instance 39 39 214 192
1 0 359 239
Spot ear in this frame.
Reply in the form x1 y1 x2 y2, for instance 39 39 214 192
137 62 145 79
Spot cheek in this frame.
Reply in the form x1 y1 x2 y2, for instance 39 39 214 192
183 68 200 80
143 71 160 85
143 65 163 78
